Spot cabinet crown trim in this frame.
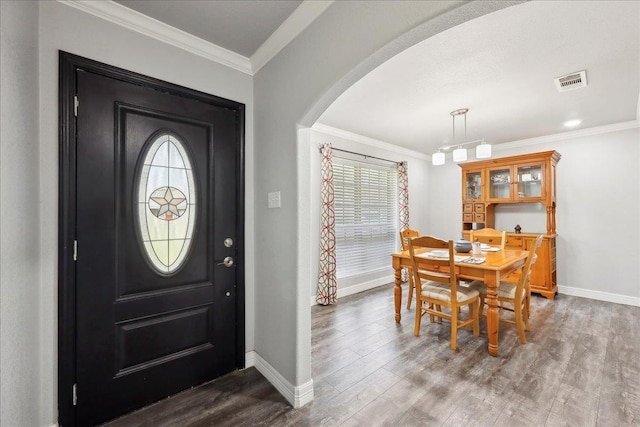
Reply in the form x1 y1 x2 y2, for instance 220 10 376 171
458 150 561 169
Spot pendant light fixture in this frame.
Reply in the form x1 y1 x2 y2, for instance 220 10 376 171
431 108 492 166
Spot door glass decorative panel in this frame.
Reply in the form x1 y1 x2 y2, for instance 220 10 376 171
137 133 196 275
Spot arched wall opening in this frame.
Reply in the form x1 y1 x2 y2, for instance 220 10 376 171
292 0 525 404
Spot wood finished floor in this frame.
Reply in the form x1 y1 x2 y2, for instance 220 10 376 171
104 284 640 426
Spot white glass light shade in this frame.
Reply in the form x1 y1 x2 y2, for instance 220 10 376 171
432 151 445 166
475 143 492 159
452 147 467 162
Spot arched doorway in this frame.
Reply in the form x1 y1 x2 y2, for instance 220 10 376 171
286 1 524 405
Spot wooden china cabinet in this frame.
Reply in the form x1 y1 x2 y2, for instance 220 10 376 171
460 150 561 299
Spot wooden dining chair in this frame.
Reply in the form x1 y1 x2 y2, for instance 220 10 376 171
468 234 543 344
469 228 506 249
408 236 480 351
400 228 420 309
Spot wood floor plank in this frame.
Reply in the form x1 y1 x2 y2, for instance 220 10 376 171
103 284 640 427
392 378 472 426
492 392 553 427
526 337 574 380
440 393 504 427
596 385 640 426
560 332 608 392
311 347 361 381
546 383 599 427
339 392 406 426
305 368 401 426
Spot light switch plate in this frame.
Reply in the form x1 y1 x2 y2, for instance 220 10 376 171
268 191 281 209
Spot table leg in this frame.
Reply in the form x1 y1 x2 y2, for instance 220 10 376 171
484 271 500 356
393 261 402 323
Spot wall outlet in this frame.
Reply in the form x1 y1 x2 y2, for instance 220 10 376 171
268 191 281 209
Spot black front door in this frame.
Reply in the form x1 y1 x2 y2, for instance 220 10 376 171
59 53 244 426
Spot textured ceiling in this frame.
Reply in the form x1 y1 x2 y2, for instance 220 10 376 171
112 1 639 157
317 1 640 155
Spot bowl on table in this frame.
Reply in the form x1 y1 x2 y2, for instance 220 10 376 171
454 239 472 253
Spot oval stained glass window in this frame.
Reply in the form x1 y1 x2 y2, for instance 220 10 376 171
136 133 196 275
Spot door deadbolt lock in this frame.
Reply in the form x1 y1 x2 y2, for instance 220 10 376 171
226 292 231 297
224 238 233 248
217 256 234 267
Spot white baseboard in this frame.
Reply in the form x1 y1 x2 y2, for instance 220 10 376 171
245 350 256 368
307 279 640 308
310 275 394 306
558 285 640 307
245 351 314 408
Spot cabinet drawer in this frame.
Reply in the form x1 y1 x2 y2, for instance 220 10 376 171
463 203 473 213
474 213 485 222
474 203 485 213
463 213 473 222
505 235 525 248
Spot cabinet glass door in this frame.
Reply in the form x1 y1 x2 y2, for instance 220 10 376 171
516 163 543 199
488 167 512 200
464 170 483 200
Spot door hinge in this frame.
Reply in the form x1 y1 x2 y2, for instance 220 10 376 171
74 95 79 117
73 383 77 406
73 240 78 261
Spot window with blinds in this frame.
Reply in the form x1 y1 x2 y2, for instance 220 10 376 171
333 158 398 279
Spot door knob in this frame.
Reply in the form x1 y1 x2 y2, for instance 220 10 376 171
217 256 234 267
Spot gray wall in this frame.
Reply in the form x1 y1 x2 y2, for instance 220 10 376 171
2 1 254 425
253 0 518 388
0 2 40 425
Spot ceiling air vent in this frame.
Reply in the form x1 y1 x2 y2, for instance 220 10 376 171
554 70 587 92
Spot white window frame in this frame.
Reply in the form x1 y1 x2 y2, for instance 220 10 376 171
332 157 399 280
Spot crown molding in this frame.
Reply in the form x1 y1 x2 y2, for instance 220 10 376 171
59 0 334 76
58 0 253 75
251 1 334 74
312 123 431 161
493 120 639 152
316 120 638 162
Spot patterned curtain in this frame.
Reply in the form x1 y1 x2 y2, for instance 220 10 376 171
316 143 337 305
398 161 410 282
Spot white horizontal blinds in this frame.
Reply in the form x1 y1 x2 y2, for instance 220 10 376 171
333 158 398 279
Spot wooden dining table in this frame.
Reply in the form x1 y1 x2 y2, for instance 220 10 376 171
391 247 529 356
